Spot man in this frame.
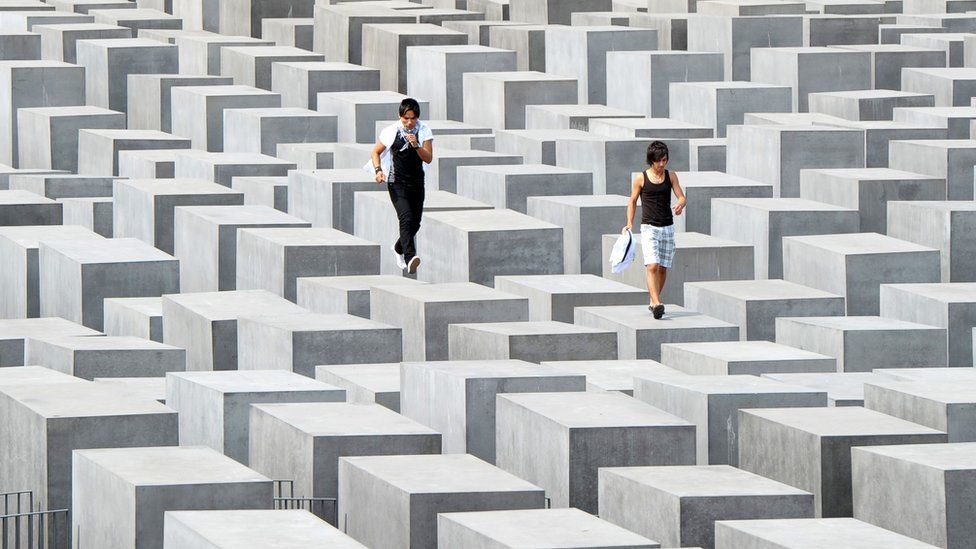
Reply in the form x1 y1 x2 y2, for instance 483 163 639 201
624 141 686 319
369 98 433 274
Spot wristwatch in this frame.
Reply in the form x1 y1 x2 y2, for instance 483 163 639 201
374 166 382 173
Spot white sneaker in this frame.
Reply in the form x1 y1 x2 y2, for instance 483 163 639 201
392 244 406 269
407 256 421 274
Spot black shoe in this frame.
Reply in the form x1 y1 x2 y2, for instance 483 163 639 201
652 304 664 319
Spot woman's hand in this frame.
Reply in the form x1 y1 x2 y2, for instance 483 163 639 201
374 170 385 183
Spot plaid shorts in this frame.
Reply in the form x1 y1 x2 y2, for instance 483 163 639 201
641 224 675 268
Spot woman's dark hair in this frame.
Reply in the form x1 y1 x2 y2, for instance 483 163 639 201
399 98 421 118
646 140 669 165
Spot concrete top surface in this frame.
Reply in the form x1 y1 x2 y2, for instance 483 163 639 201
75 446 270 485
638 373 826 396
273 61 377 72
362 22 465 34
316 90 412 104
221 45 323 57
902 31 973 40
675 80 792 90
252 402 438 436
762 372 883 402
227 107 335 119
164 510 367 548
407 44 510 54
339 454 542 494
92 377 165 402
61 196 110 205
853 442 976 470
893 139 976 149
371 282 525 303
0 317 101 340
875 367 976 381
663 340 833 362
894 106 976 117
118 149 185 162
1 382 174 417
576 304 739 330
176 151 296 166
464 71 576 83
453 320 615 337
686 279 844 300
0 225 102 248
713 197 857 212
295 168 374 181
758 46 863 55
28 335 179 351
591 117 713 131
163 290 306 320
680 171 772 188
777 315 944 332
902 67 976 78
171 85 279 97
602 464 812 497
784 232 937 254
434 147 522 159
527 194 629 207
120 178 240 196
496 129 592 140
881 282 976 302
741 406 947 437
836 44 945 53
39 237 175 263
75 37 174 49
541 359 686 391
717 518 941 547
238 227 374 246
174 34 268 44
457 163 587 176
357 189 492 211
241 312 395 332
0 189 55 204
438 508 658 547
499 391 695 428
744 113 846 125
813 89 933 99
32 22 129 31
889 200 976 212
866 380 976 404
0 60 79 69
675 231 753 249
496 274 646 294
0 366 87 388
425 208 562 232
78 129 186 141
167 369 342 394
300 275 425 292
175 205 308 225
527 103 640 117
316 363 399 393
104 296 162 315
95 7 178 18
806 167 942 181
19 105 120 117
402 359 582 379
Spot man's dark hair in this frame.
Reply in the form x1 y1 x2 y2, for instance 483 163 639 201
646 140 669 165
399 98 421 118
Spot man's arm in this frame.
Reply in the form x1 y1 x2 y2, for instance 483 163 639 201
371 140 386 183
670 171 686 215
625 174 642 231
415 138 433 163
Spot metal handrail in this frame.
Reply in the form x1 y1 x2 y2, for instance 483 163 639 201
1 508 69 549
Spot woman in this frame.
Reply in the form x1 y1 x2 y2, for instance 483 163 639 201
369 98 433 274
624 141 686 319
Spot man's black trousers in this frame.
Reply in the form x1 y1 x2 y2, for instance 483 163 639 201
387 180 425 262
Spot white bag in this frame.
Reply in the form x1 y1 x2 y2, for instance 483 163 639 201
609 229 636 274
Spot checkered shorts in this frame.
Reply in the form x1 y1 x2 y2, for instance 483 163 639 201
641 224 675 268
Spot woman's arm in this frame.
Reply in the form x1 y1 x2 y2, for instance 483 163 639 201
625 174 642 231
371 140 386 183
671 171 686 215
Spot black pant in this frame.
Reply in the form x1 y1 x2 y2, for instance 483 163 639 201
388 180 424 261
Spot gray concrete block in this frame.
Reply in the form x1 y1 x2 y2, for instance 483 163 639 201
50 0 135 13
438 508 660 549
798 168 946 234
783 233 942 315
762 371 887 406
117 149 180 179
0 225 103 319
25 335 184 380
888 140 976 200
36 22 131 63
164 510 367 548
296 275 424 318
72 446 272 549
496 391 696 513
684 279 847 342
75 38 177 113
272 61 380 110
261 17 313 50
315 363 400 411
91 7 182 32
17 105 124 172
312 4 415 64
361 23 466 93
575 304 740 361
672 171 774 234
527 194 631 275
809 90 935 122
887 201 976 282
113 178 244 255
462 71 578 130
599 465 815 549
448 320 618 362
687 15 803 81
710 198 860 279
339 454 545 549
903 67 976 107
488 24 547 72
223 107 338 156
370 282 528 361
173 205 310 293
286 169 376 232
554 134 650 195
670 82 791 139
275 143 334 170
221 45 325 90
174 34 271 76
127 74 232 133
715 518 942 548
60 196 114 237
237 312 401 375
427 148 523 194
92 376 165 404
494 274 646 322
407 45 516 120
738 406 947 517
103 296 164 343
750 47 872 112
893 105 976 139
864 381 976 441
9 174 114 199
539 359 686 395
170 85 281 152
635 374 827 465
316 90 428 144
525 103 642 132
166 369 343 463
880 283 976 366
660 340 837 376
417 209 563 286
0 317 100 367
77 129 191 176
0 188 61 226
607 51 723 117
508 0 611 24
174 150 297 187
39 237 179 331
455 164 591 213
400 359 584 461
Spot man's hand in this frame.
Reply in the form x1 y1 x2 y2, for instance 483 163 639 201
622 224 632 233
375 170 385 183
405 133 419 148
673 201 685 215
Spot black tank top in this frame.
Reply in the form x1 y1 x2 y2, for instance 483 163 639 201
640 169 673 227
390 132 424 184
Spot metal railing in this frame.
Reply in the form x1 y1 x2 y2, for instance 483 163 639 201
0 493 68 549
272 480 338 525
